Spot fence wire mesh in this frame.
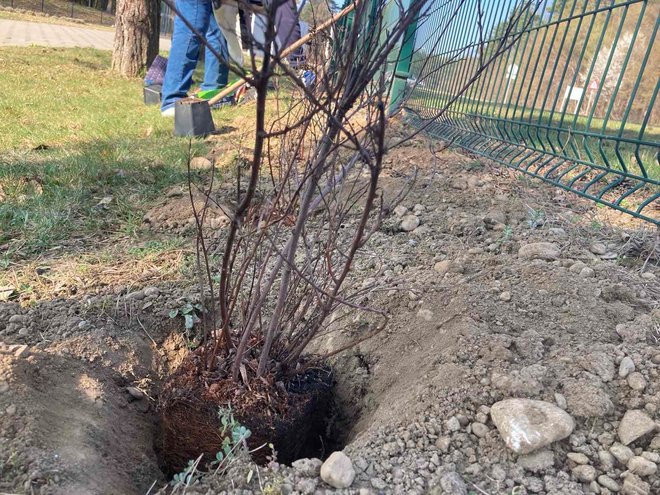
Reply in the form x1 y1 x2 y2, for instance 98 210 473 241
403 0 659 224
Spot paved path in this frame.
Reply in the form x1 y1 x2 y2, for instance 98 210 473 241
0 19 170 50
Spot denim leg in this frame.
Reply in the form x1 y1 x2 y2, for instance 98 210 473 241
160 0 211 111
201 14 229 90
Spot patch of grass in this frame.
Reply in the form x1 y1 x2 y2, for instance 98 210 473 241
127 238 187 259
0 0 115 26
0 8 114 29
0 46 211 258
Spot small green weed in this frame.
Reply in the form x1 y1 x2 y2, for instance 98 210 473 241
526 207 545 229
169 302 204 336
170 407 253 488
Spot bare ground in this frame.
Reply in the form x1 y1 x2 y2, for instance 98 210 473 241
0 132 658 495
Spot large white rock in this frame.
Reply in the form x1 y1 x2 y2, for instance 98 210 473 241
618 410 657 446
490 399 575 454
320 451 355 489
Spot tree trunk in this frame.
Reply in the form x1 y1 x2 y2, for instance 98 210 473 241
111 0 159 77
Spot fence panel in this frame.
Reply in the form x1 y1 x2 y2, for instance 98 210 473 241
0 0 115 26
404 0 659 224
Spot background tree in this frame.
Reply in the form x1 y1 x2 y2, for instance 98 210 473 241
111 0 160 77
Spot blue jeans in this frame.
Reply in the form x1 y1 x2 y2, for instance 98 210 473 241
161 0 229 111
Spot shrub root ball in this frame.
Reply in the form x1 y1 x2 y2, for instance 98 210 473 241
158 349 333 474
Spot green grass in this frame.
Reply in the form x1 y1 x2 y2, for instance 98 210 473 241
0 0 114 26
0 46 209 258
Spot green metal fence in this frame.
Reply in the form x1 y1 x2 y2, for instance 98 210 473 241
401 0 659 224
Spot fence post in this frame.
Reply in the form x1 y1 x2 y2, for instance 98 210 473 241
41 0 45 12
388 2 419 116
71 1 74 18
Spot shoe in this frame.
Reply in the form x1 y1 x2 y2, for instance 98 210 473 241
161 107 176 117
210 95 235 109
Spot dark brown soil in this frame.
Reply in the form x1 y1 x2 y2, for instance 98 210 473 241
158 349 334 474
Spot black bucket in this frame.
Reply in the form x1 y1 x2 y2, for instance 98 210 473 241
174 98 215 137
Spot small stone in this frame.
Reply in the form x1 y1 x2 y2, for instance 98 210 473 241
598 475 620 492
580 267 596 278
499 291 512 302
572 465 596 482
6 404 16 415
650 435 660 450
567 452 589 465
456 415 469 427
439 472 468 495
393 205 408 217
400 215 420 232
471 422 489 438
627 373 647 391
17 328 28 336
144 287 160 298
292 458 322 477
490 399 575 454
618 410 656 445
610 443 635 464
126 387 144 400
554 393 567 410
619 357 635 378
8 314 27 324
0 381 8 393
621 473 650 495
641 452 659 463
433 260 451 276
446 416 461 432
320 452 355 489
627 456 657 476
126 290 146 301
598 450 615 470
570 262 587 273
435 436 451 452
518 242 561 261
652 354 660 365
413 204 425 214
190 156 213 170
370 478 386 490
640 272 655 280
590 243 608 255
417 309 433 321
517 450 554 472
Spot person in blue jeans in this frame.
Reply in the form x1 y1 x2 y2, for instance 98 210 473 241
161 0 230 117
